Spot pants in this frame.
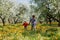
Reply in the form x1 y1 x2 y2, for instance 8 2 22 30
24 26 27 29
31 24 36 30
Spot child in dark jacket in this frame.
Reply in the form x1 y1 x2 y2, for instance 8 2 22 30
29 15 36 30
23 21 29 29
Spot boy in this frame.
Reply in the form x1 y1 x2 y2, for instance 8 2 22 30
29 15 36 30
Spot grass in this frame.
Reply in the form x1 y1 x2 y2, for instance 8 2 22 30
0 22 60 40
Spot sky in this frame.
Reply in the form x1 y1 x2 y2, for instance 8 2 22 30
16 0 30 4
10 0 31 8
11 0 30 4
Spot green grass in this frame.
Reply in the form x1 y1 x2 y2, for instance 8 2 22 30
0 23 60 40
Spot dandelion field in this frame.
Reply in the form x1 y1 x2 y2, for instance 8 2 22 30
0 22 60 40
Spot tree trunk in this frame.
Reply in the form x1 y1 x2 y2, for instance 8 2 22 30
58 22 60 26
14 19 16 24
14 19 18 24
13 17 18 24
49 18 52 25
58 18 60 26
8 18 10 24
2 18 5 26
45 18 48 24
0 16 5 26
47 15 52 25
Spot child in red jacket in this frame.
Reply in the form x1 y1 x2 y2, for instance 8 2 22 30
23 21 29 29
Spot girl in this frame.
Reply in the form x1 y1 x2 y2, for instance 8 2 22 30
23 21 29 29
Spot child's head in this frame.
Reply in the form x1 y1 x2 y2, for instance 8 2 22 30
32 15 35 18
24 21 26 22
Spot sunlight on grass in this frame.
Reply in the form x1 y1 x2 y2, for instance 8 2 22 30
0 22 60 40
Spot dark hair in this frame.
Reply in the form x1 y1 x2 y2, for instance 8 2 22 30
32 15 35 18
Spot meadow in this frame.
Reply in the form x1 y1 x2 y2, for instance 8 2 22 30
0 0 60 40
0 22 60 40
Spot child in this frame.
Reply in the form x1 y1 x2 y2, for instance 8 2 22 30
29 15 36 30
23 21 29 29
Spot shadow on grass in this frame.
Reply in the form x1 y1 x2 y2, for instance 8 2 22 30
0 25 3 31
22 27 58 38
41 24 58 27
